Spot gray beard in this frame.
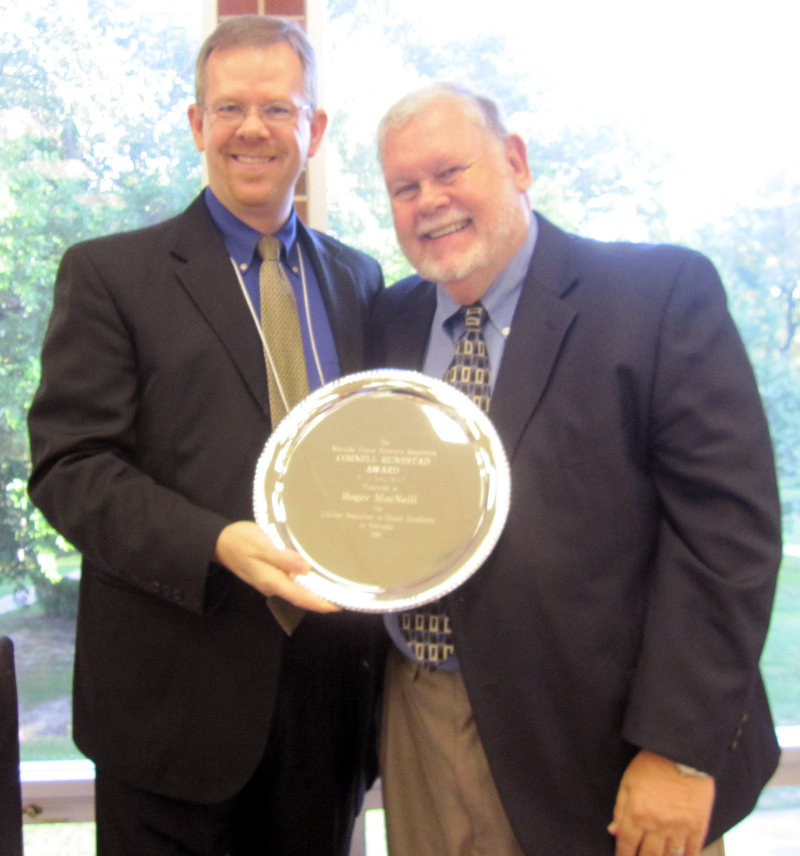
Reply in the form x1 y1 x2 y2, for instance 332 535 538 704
400 202 520 285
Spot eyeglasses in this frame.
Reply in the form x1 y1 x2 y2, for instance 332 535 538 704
205 101 313 127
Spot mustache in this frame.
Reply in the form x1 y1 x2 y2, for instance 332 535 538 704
414 211 471 239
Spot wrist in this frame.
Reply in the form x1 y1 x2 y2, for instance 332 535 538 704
675 762 711 779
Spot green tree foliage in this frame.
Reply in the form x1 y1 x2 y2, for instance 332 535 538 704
0 0 200 592
1 0 797 600
697 187 800 537
325 0 669 277
325 0 798 542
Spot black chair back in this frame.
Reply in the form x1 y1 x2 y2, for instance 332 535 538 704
0 636 23 856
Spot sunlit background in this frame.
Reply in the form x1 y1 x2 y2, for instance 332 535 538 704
2 0 798 853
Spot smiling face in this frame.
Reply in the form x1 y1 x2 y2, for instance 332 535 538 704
188 42 326 234
380 97 532 305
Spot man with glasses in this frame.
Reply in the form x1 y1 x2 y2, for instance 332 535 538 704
28 16 384 856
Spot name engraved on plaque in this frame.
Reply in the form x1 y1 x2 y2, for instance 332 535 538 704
276 394 486 589
254 371 511 608
331 443 439 538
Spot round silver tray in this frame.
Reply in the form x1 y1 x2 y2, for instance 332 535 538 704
253 369 510 611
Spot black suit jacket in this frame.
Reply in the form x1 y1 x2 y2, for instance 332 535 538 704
27 195 386 844
371 213 782 855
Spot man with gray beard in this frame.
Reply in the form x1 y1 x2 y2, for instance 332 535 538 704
371 82 781 856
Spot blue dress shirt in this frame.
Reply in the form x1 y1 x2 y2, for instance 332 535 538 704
204 187 340 392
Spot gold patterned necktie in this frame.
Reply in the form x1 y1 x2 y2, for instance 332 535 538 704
258 235 310 427
400 302 492 667
257 235 309 635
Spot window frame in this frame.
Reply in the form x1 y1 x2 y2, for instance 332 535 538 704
18 734 800 828
15 0 800 844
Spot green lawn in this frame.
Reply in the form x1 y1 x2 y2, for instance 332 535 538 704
0 554 798 767
0 603 84 762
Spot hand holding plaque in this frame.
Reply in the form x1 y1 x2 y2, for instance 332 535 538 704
253 370 510 611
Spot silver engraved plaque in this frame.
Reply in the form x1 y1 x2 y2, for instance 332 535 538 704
253 369 510 612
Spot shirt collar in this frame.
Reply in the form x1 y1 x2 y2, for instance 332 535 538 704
203 187 298 272
433 213 539 339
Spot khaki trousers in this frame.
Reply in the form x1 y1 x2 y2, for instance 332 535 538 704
380 648 526 856
380 648 725 856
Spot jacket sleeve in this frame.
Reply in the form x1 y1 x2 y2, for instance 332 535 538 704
620 249 782 777
28 241 233 615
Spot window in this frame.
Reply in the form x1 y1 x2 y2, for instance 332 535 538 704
2 0 797 849
0 0 203 793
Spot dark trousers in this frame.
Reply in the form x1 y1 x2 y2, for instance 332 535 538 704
94 611 382 856
94 741 340 856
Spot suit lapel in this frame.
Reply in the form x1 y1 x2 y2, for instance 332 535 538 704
490 214 578 459
380 281 437 371
170 195 269 416
298 222 370 377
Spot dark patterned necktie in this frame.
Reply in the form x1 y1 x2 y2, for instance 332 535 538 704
444 302 492 413
400 302 492 667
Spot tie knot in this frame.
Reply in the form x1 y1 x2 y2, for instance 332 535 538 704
460 302 488 331
258 235 280 262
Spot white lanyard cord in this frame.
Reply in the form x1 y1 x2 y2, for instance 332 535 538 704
297 246 326 386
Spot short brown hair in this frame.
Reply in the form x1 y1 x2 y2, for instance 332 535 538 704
194 16 318 109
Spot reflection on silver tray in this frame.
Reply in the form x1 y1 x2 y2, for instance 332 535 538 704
253 369 510 612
